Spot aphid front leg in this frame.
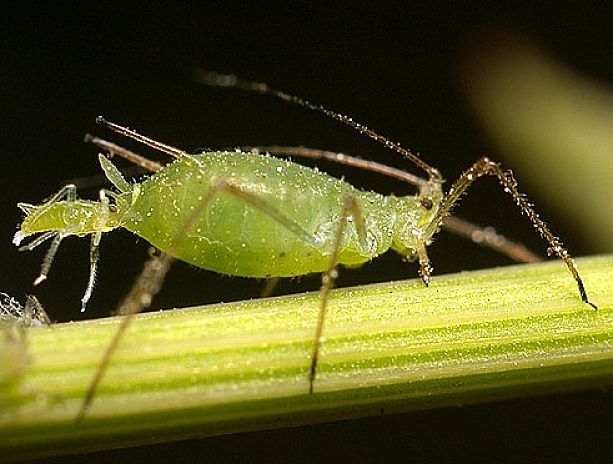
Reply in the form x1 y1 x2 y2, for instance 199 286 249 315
310 194 367 393
415 245 433 286
426 157 597 309
79 190 112 312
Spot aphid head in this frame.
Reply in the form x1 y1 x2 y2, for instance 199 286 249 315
391 188 444 256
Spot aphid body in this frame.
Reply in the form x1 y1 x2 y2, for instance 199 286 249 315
15 151 441 283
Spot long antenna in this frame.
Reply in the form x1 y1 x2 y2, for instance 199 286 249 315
193 70 443 182
95 116 184 159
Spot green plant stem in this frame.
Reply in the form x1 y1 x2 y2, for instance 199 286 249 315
1 255 612 460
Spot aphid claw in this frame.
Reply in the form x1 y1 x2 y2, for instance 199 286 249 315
33 274 47 286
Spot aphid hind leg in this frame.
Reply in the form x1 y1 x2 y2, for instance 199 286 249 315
427 157 596 309
310 194 366 393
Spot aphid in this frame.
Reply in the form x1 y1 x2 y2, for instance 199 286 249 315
14 72 596 418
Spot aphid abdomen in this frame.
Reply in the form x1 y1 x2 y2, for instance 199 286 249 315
123 151 396 277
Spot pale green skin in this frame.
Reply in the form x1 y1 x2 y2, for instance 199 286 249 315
17 151 442 279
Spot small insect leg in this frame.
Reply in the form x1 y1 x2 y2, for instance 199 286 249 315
15 231 56 252
32 234 64 286
416 245 433 286
76 250 174 421
309 194 366 393
79 190 112 313
427 157 596 309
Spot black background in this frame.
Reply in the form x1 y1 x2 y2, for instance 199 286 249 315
1 2 612 463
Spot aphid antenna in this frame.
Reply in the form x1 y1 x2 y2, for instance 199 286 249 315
193 70 443 183
95 116 184 160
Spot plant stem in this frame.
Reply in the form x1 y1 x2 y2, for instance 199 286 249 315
1 255 612 460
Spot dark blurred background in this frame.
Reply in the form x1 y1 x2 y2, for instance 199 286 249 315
1 2 611 463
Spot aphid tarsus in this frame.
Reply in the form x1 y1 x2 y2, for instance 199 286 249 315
14 73 596 418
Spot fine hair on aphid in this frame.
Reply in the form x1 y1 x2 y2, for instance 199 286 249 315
14 71 597 419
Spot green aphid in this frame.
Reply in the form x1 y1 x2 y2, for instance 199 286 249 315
14 72 596 418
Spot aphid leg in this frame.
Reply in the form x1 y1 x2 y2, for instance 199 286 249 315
80 190 111 312
310 194 366 393
176 179 364 390
32 234 64 286
416 245 433 286
15 231 56 252
426 157 597 309
442 216 541 263
76 250 174 421
246 146 542 264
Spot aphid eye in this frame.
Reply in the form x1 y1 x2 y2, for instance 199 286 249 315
108 204 118 213
420 198 433 210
